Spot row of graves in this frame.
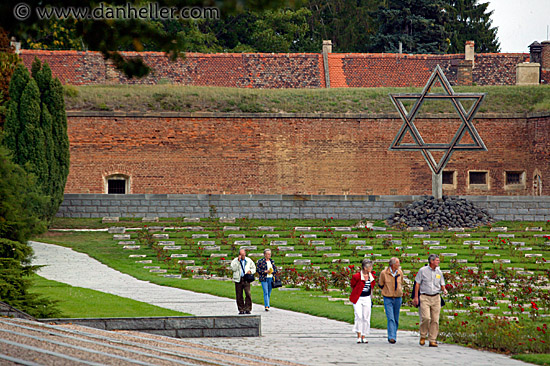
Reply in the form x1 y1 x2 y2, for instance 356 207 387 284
105 217 550 321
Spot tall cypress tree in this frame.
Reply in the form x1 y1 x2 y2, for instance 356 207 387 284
2 58 69 221
3 64 29 155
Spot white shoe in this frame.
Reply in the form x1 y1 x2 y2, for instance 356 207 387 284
357 338 362 344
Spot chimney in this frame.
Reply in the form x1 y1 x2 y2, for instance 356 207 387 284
465 41 475 67
322 40 332 54
322 40 332 88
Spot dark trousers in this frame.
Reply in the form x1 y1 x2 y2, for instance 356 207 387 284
235 278 252 312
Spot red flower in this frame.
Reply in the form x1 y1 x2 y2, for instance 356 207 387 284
479 310 483 316
454 313 458 316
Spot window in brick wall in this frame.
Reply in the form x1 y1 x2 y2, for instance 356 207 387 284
105 174 129 194
505 171 524 186
469 171 488 185
442 171 455 185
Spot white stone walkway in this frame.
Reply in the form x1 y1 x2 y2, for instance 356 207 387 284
30 241 527 366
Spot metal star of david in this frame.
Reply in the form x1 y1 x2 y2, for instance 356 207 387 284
389 65 487 175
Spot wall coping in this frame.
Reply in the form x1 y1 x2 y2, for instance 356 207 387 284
43 315 261 338
62 193 550 202
66 110 550 119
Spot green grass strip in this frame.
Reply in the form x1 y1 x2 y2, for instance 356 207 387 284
29 274 191 318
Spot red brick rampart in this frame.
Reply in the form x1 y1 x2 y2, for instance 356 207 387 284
19 50 529 87
64 112 550 196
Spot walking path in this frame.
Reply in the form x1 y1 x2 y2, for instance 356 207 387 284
30 241 527 366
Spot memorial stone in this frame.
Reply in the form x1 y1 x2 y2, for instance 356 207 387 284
192 234 209 239
108 227 126 234
102 217 119 223
228 234 245 238
309 240 326 245
204 246 221 251
258 226 275 231
184 218 200 223
118 241 135 245
234 240 251 245
142 217 159 223
153 234 169 239
414 234 430 238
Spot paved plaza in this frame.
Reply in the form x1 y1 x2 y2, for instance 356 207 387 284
30 241 528 366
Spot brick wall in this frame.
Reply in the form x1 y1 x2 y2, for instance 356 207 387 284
20 49 529 87
64 111 550 197
56 193 550 221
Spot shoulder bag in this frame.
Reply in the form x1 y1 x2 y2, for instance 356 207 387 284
240 260 255 283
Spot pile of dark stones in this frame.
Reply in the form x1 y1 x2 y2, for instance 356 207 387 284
386 196 493 230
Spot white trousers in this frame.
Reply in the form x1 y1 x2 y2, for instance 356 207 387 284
352 295 371 335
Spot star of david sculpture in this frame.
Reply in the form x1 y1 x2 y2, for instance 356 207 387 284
389 65 487 199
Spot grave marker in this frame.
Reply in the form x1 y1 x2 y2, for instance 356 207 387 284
223 226 240 231
108 227 126 234
258 226 275 231
184 218 200 223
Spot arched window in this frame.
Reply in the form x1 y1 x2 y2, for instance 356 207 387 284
533 174 542 196
104 174 130 194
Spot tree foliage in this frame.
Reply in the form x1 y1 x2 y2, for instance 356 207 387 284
444 0 499 53
0 27 20 128
305 0 379 52
369 0 451 54
3 59 70 222
0 145 59 318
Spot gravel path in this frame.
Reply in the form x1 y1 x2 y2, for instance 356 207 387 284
30 241 528 366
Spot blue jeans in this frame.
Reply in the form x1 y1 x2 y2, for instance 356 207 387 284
383 296 402 340
261 278 273 307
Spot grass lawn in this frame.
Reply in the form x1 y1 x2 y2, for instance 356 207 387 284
512 354 550 366
64 84 550 114
29 274 191 318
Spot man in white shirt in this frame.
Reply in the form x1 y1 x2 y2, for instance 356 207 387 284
230 249 256 314
413 254 447 347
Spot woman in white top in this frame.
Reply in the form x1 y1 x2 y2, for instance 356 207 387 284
257 249 278 311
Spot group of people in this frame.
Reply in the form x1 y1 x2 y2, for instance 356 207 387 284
231 249 446 347
350 254 446 347
230 248 276 314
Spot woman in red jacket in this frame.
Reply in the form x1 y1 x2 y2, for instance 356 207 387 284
349 259 375 344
